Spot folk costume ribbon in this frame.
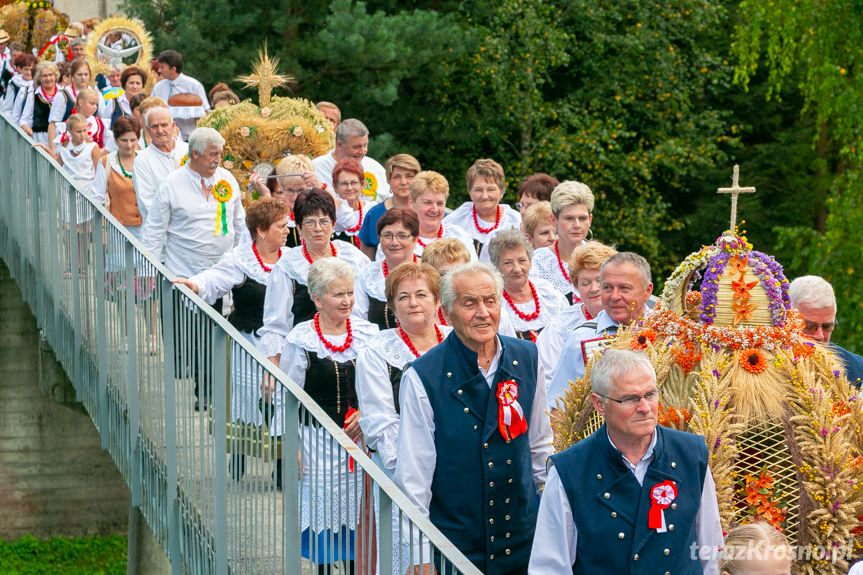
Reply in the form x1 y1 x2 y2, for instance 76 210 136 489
212 180 232 236
648 480 678 531
496 379 528 441
37 36 74 62
344 407 357 472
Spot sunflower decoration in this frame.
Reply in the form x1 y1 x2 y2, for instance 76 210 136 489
553 166 863 575
0 0 68 53
197 45 334 207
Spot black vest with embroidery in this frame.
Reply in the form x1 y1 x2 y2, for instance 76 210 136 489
33 92 53 133
301 350 357 426
291 280 316 326
368 297 396 331
285 225 301 249
226 276 266 334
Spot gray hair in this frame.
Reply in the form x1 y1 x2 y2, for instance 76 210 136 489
440 262 504 313
591 348 656 400
307 258 356 300
600 252 652 288
550 180 595 216
789 275 836 311
143 106 171 129
488 228 534 268
188 127 226 155
336 118 369 145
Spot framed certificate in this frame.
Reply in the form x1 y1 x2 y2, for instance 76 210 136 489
580 336 615 366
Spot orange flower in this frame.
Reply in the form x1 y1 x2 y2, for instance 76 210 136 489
673 344 702 373
731 276 758 300
792 341 815 359
739 348 768 373
833 402 851 418
732 300 757 324
630 329 657 350
729 254 749 274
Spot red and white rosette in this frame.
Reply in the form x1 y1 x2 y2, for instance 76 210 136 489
496 379 528 441
648 480 678 532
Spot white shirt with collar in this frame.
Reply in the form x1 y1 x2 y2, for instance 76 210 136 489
527 430 723 575
547 308 629 409
311 150 391 204
442 201 522 262
536 302 590 394
394 336 554 563
150 73 211 140
141 165 245 278
132 140 189 223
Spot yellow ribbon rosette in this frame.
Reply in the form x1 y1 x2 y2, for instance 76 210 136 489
212 180 233 235
362 171 378 199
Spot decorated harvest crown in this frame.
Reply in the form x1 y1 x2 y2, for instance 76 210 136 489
554 167 863 572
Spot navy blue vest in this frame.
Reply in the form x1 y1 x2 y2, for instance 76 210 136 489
550 424 708 575
412 332 539 575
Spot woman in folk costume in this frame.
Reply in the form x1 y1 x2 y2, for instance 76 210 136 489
356 261 451 574
488 228 568 343
265 257 378 574
529 180 596 304
108 66 147 123
442 158 521 261
173 198 290 476
20 61 60 146
353 209 419 330
258 188 369 363
332 158 371 248
409 170 475 260
3 53 36 123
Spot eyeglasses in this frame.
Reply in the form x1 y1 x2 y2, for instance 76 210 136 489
803 320 837 334
380 233 413 241
301 218 332 229
596 389 661 409
336 180 362 188
277 187 306 196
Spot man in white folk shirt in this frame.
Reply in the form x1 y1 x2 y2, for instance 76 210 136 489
133 106 189 224
528 349 723 574
150 49 210 141
395 262 553 575
312 118 391 204
547 252 654 411
142 127 245 411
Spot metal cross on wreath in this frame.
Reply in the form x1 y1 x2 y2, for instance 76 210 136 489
717 164 756 231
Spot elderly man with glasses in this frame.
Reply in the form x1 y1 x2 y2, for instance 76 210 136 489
528 348 723 574
789 275 863 387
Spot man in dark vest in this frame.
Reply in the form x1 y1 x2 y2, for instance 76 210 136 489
395 261 553 575
528 348 723 574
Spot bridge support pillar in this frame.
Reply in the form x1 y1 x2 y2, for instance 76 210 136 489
126 504 171 575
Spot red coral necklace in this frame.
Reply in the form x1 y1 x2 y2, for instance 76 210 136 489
314 313 353 353
503 281 541 321
472 205 501 234
398 325 444 358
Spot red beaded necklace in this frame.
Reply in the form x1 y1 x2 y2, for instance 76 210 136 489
399 325 444 358
302 241 337 264
437 307 447 326
503 281 541 321
417 225 443 248
472 205 501 234
554 241 571 283
584 307 593 320
382 254 418 278
314 313 353 353
288 210 295 223
344 202 363 234
252 242 280 273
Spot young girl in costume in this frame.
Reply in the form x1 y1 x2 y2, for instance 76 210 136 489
55 89 116 152
719 522 792 575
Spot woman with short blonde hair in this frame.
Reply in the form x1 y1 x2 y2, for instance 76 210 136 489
409 170 476 259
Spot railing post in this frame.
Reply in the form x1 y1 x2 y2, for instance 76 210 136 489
282 394 300 574
92 214 109 443
212 326 228 575
161 279 181 575
380 490 394 575
125 239 141 507
45 166 62 356
30 147 45 327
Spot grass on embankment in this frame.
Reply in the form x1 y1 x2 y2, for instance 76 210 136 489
0 534 126 574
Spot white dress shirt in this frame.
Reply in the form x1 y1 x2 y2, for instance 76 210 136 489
141 165 245 278
442 201 521 262
150 73 210 140
132 140 189 223
312 150 391 204
9 79 33 125
527 430 723 575
258 240 371 357
394 336 554 562
536 303 589 393
412 220 478 261
530 244 578 300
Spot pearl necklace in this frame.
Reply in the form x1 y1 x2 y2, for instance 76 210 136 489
503 281 541 321
314 313 352 353
472 205 501 234
398 325 444 358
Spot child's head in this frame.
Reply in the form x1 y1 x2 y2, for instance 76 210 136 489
65 114 88 146
76 88 100 118
421 238 471 276
720 523 792 575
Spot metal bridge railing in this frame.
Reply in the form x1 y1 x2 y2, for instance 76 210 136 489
0 114 482 575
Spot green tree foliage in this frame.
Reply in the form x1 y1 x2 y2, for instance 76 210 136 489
733 0 863 350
